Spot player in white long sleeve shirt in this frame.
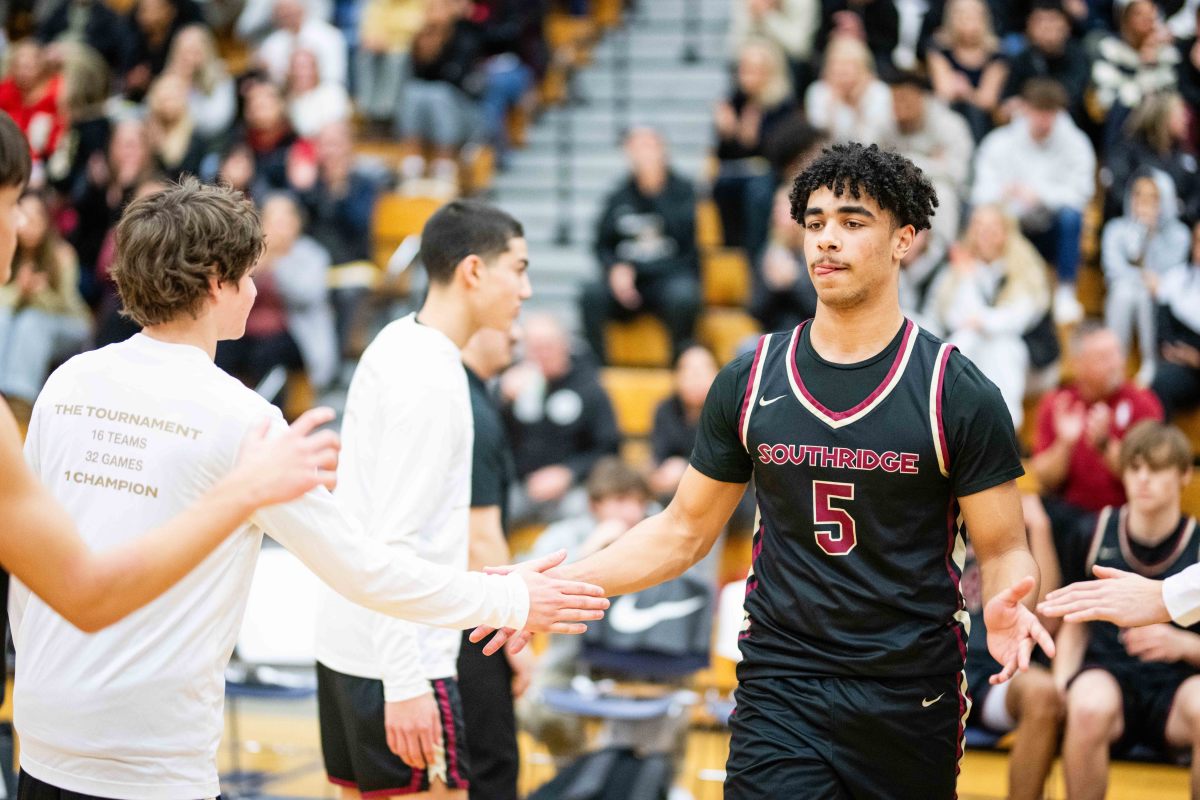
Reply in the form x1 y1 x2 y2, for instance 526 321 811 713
314 200 533 799
11 181 606 800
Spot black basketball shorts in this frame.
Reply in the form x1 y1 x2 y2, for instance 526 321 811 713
317 663 470 796
725 673 967 800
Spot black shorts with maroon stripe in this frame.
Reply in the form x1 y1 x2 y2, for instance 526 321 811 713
317 663 470 796
725 673 966 800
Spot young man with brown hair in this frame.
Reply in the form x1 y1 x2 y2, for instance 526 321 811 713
0 109 336 639
13 179 606 800
1051 421 1200 800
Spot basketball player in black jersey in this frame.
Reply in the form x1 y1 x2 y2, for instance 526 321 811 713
472 142 1055 798
1051 421 1200 800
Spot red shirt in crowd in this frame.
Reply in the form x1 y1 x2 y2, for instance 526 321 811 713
1033 381 1164 511
0 73 64 162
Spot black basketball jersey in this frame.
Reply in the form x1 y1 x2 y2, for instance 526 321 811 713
736 319 970 681
1082 506 1200 681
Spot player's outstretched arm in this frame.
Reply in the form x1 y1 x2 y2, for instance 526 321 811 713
961 480 1057 684
1038 564 1173 627
0 404 339 632
470 466 745 654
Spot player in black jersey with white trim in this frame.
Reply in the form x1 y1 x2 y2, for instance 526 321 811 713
1051 421 1200 800
472 143 1055 798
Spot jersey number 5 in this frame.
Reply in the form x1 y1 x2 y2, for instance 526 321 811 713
812 481 856 556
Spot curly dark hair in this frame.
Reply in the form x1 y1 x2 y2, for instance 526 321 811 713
788 142 938 232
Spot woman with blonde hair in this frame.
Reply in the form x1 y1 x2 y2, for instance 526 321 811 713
164 24 236 140
713 36 798 261
928 0 1008 141
1104 91 1199 221
0 192 90 406
803 34 891 144
927 203 1051 425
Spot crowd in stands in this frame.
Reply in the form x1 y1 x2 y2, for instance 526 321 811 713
5 0 1200 796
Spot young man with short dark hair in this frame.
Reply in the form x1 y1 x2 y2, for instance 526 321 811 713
14 181 606 800
315 200 552 800
475 142 1053 798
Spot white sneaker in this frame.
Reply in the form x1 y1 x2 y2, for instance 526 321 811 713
1053 284 1084 325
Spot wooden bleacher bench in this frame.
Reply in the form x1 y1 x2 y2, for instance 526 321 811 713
604 315 673 368
698 308 760 366
702 248 751 308
696 199 723 251
600 367 674 439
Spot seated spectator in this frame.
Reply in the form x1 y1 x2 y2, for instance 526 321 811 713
1102 168 1190 385
961 537 1063 800
0 192 90 407
122 0 204 102
256 0 348 87
927 0 1008 142
927 204 1051 426
164 24 236 142
144 73 209 180
649 345 719 501
289 121 381 354
45 44 111 203
580 127 700 363
0 39 65 183
1031 323 1163 546
803 34 891 145
972 78 1094 324
1055 422 1200 798
714 37 798 261
518 457 654 763
69 117 157 304
501 313 621 526
1151 219 1200 419
395 0 485 189
236 80 298 190
284 48 350 139
1001 0 1091 125
729 0 821 93
1104 91 1200 223
290 121 380 268
354 0 425 130
1090 0 1179 146
880 68 974 240
815 0 900 70
215 193 339 394
750 184 817 331
473 0 549 166
36 0 130 74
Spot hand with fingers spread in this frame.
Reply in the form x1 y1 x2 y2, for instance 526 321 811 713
233 407 341 505
384 692 442 770
1037 565 1170 626
985 575 1057 685
469 549 608 656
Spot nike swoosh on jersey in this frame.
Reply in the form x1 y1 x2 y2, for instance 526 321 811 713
922 693 945 708
607 594 707 634
759 394 787 407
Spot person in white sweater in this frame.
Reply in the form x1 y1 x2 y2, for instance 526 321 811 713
13 179 606 800
972 78 1095 324
315 199 538 800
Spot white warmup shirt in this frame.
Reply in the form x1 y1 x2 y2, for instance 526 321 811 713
11 333 530 799
314 314 475 702
1165 565 1200 627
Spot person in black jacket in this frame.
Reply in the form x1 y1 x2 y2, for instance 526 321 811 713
501 313 621 526
648 345 719 502
1002 0 1091 124
580 127 701 363
37 0 132 75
